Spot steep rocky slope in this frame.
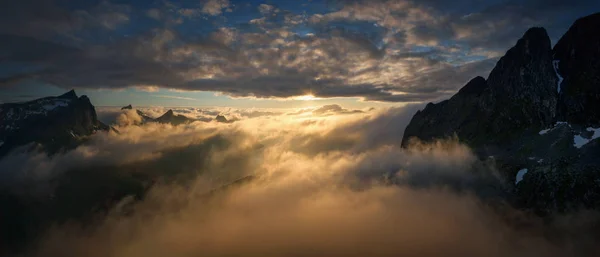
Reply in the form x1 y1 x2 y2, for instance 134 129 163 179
554 13 600 125
401 13 600 214
0 90 110 157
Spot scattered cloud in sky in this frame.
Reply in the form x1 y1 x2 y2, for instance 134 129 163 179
153 95 199 101
201 0 231 16
0 0 599 103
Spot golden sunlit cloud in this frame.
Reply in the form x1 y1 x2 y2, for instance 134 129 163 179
292 94 321 101
134 85 161 92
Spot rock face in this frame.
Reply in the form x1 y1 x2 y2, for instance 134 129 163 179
117 106 198 126
402 76 490 146
0 90 109 157
403 27 558 148
401 13 600 215
215 115 228 123
553 13 600 126
484 27 558 133
155 109 195 125
135 110 155 123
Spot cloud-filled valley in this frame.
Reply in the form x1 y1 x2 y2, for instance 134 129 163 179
2 105 600 256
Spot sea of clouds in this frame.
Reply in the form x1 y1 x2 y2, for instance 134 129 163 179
1 104 600 257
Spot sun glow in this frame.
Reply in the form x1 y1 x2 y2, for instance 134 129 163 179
293 94 319 101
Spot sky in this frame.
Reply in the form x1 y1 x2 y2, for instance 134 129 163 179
0 0 598 108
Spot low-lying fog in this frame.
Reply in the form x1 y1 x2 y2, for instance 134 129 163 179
1 104 599 257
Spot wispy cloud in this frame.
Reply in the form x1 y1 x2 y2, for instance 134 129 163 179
153 95 199 101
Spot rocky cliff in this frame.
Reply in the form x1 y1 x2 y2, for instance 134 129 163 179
554 13 600 126
401 12 600 215
0 90 109 157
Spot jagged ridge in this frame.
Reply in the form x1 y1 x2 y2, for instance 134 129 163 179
401 12 600 214
0 90 109 157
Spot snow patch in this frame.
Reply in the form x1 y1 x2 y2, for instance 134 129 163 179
553 60 564 93
586 127 600 140
539 128 551 135
573 135 589 148
539 121 571 135
573 127 600 148
42 101 69 111
516 168 528 184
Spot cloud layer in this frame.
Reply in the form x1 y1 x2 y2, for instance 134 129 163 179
1 105 600 256
1 0 598 102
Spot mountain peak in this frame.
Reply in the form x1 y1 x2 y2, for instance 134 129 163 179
403 23 559 149
155 109 196 125
572 12 600 28
215 115 228 123
553 12 600 125
0 91 108 157
522 27 549 41
486 25 556 110
156 109 175 121
58 89 78 100
496 27 550 64
121 104 133 110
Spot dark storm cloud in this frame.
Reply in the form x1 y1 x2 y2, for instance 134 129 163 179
0 0 598 102
0 0 131 40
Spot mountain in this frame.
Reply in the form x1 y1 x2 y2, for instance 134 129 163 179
554 13 600 125
118 105 237 125
154 109 196 125
214 114 236 123
215 114 228 123
0 90 110 157
136 110 155 123
401 13 600 215
118 105 198 126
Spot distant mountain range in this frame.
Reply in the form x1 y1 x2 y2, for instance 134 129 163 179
120 105 235 125
402 12 600 215
0 95 238 159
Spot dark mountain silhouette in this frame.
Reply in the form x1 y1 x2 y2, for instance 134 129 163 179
118 106 237 125
0 90 110 157
136 109 155 123
119 105 198 126
402 12 600 215
154 109 196 125
214 114 236 123
215 114 228 123
554 13 600 125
